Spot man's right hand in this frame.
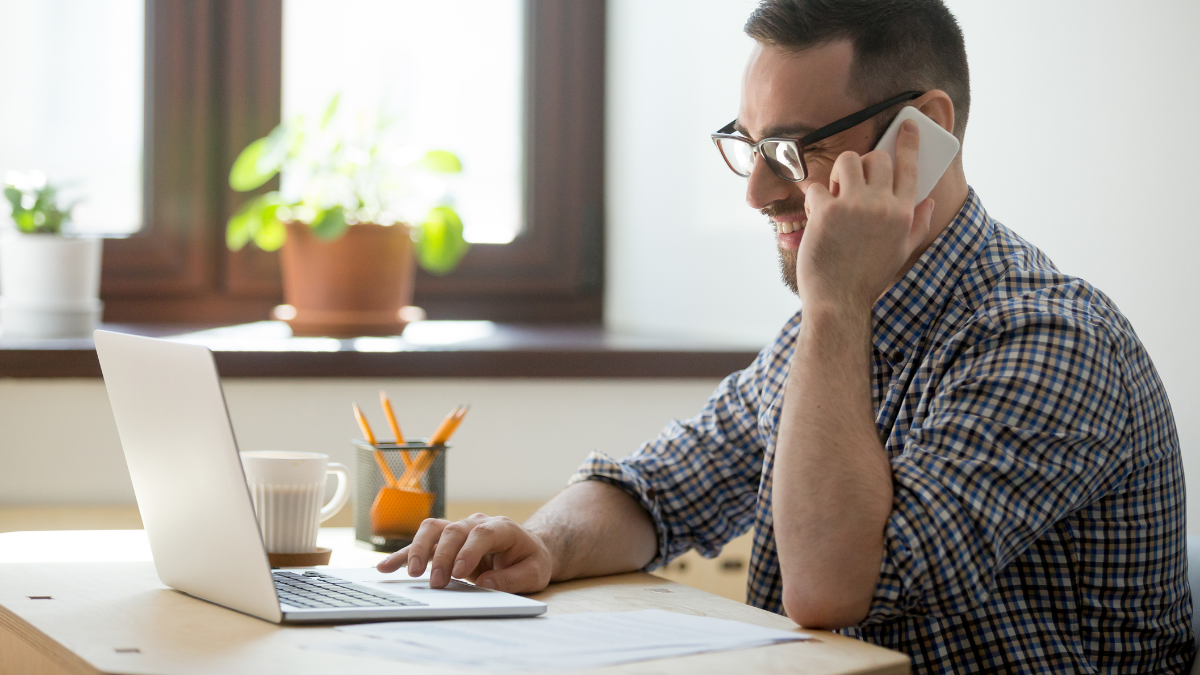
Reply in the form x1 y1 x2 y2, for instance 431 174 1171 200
375 513 553 594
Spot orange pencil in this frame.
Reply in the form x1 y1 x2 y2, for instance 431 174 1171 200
379 391 414 471
398 405 469 489
397 406 456 488
404 406 468 487
353 402 377 445
374 452 399 489
354 402 398 488
379 391 405 444
428 405 467 445
432 405 468 445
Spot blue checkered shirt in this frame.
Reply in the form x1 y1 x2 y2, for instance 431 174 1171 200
571 189 1193 673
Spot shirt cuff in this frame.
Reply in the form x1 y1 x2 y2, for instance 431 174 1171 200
567 450 672 571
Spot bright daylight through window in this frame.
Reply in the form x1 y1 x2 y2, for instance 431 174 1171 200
282 0 525 245
0 0 144 236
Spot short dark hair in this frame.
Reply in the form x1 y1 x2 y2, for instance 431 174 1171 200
745 0 970 140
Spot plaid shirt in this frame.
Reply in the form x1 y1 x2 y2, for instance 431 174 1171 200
571 189 1193 673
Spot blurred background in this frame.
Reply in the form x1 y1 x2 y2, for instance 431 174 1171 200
2 0 1198 553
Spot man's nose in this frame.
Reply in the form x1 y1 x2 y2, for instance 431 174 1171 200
745 155 801 211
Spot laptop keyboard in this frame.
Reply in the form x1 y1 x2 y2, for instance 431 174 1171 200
273 570 427 610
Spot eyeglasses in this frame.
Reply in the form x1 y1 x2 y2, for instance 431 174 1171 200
711 91 923 182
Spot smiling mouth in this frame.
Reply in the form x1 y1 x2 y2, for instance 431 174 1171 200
771 218 806 234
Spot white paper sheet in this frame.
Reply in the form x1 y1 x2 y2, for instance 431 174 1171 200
308 609 810 672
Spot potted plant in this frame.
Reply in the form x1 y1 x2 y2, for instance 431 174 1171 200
1 171 101 339
226 96 469 337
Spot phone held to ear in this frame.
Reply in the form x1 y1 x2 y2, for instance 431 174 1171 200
873 106 960 203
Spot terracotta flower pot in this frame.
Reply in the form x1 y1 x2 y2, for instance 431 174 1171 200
279 221 416 337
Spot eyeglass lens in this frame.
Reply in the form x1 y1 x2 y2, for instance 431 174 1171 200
763 141 804 181
716 137 755 177
715 137 805 181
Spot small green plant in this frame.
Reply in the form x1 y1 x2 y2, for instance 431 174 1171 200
226 95 469 274
4 171 77 235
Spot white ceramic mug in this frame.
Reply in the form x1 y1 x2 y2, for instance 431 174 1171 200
239 451 350 554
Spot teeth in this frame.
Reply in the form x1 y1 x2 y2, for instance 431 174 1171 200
777 221 793 234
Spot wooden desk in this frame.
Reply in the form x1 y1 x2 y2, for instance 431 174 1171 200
0 529 909 675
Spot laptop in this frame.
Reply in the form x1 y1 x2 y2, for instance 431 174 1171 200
93 329 547 624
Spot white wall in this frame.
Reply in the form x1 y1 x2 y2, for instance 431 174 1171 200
604 0 798 344
605 1 1200 530
0 378 719 505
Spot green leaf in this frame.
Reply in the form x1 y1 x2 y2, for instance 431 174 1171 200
416 150 463 173
5 178 68 233
309 207 348 241
261 124 295 172
41 208 64 234
254 216 287 252
4 186 23 213
226 194 287 251
226 197 266 250
415 206 469 274
13 211 36 233
32 185 54 213
229 136 281 191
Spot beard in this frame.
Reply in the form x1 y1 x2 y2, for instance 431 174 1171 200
778 246 799 296
763 195 806 297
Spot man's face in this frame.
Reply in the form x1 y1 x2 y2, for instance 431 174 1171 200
737 41 878 295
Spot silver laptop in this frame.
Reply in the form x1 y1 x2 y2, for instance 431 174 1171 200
94 329 546 624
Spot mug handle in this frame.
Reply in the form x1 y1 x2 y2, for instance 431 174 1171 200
320 462 351 523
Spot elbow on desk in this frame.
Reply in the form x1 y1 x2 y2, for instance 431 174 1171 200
782 580 872 630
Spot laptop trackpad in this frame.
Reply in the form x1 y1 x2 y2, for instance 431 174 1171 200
376 579 491 593
311 567 536 608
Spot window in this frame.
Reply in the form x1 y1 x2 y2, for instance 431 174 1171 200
0 0 145 236
99 0 604 325
283 0 525 245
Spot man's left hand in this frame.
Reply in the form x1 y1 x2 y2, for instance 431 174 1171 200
797 119 936 313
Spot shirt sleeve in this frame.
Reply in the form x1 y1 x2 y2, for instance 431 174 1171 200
863 306 1133 623
567 327 789 570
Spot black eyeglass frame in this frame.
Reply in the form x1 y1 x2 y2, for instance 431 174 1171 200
711 91 924 182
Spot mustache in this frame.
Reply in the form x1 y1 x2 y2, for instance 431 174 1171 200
760 196 806 220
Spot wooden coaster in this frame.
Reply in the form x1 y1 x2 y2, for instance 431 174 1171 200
267 547 332 568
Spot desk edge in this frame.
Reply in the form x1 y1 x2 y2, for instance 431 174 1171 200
0 601 100 675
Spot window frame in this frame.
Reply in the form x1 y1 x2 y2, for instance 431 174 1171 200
101 0 605 325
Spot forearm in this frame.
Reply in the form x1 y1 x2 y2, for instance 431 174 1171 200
524 480 658 582
773 303 893 628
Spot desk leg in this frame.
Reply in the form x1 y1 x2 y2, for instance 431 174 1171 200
0 605 98 675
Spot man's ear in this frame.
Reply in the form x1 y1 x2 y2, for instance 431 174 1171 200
914 90 955 136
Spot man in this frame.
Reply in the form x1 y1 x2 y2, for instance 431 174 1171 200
379 1 1193 671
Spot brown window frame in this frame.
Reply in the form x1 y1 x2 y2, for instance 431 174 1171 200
101 0 605 325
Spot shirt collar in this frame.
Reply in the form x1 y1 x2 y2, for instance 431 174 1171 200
871 187 992 366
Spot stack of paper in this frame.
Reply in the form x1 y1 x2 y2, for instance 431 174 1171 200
309 609 810 672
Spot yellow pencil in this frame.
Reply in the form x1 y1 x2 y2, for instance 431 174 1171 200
429 405 467 445
380 390 414 471
353 402 377 445
355 402 398 488
400 449 440 490
403 406 468 488
397 405 469 489
379 390 405 444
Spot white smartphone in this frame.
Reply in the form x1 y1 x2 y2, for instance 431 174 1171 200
873 106 960 203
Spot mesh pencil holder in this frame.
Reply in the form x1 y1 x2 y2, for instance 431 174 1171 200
353 440 447 552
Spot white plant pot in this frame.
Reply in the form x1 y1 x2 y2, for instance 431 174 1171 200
0 233 103 339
